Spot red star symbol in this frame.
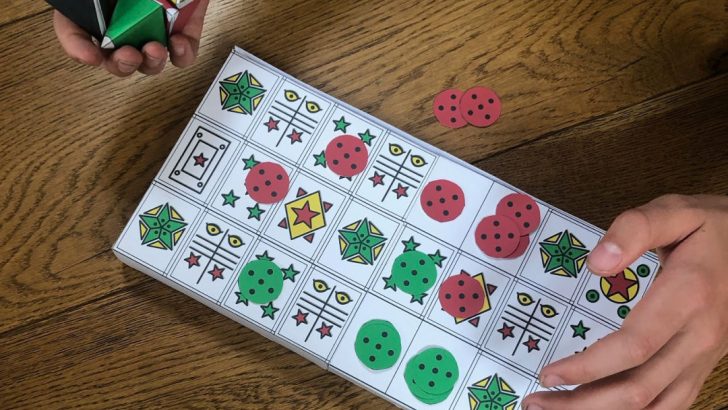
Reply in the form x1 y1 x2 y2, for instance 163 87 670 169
288 130 303 144
292 309 308 326
393 183 409 199
264 117 279 132
605 271 638 299
497 322 514 339
184 252 200 268
193 153 208 167
523 335 540 352
369 172 384 186
292 201 320 228
317 322 333 338
208 265 225 280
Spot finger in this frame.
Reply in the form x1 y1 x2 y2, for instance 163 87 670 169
52 10 104 66
138 42 168 75
102 46 143 77
539 265 695 386
170 0 209 68
587 194 705 275
525 331 700 410
644 367 706 410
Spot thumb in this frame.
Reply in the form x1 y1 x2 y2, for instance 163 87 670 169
587 194 705 275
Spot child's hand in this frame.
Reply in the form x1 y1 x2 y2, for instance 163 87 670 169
52 0 208 77
522 194 728 410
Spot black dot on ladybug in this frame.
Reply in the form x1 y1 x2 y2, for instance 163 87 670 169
526 204 533 210
387 350 394 356
478 104 484 109
493 220 500 227
439 197 445 203
458 293 465 299
426 200 433 206
515 211 522 218
411 269 418 275
403 280 410 286
369 356 375 362
524 222 531 228
495 233 501 239
450 118 456 123
257 279 264 285
481 234 487 240
488 98 494 104
436 354 443 360
258 168 265 175
276 174 283 180
496 246 502 252
485 114 491 120
355 146 362 152
332 159 339 165
507 201 513 207
471 94 477 100
432 368 439 374
446 371 453 378
382 331 388 337
419 259 425 266
267 287 274 293
363 337 369 343
400 261 406 268
336 142 343 148
419 364 425 370
423 277 429 284
248 270 255 276
453 194 459 200
450 106 456 112
473 293 479 299
459 306 466 313
435 185 442 191
253 186 259 192
450 94 457 100
443 210 449 216
445 293 452 299
344 153 350 159
438 105 444 111
265 180 271 186
351 164 357 170
272 191 278 197
249 289 255 295
428 381 435 387
267 269 273 275
468 110 473 115
375 343 382 349
458 280 464 286
508 233 514 239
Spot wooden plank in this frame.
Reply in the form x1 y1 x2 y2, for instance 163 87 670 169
0 1 49 27
0 278 394 409
1 0 727 337
0 255 725 408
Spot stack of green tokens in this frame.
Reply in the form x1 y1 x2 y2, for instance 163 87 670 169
404 347 459 404
354 319 402 371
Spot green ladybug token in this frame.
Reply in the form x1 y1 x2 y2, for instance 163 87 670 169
383 236 446 304
354 320 401 370
404 347 459 404
236 259 284 305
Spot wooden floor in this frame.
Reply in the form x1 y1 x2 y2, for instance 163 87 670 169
1 0 727 408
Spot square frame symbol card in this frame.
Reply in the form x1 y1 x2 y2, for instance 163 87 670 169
114 47 659 410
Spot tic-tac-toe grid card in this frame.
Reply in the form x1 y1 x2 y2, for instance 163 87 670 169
113 47 660 410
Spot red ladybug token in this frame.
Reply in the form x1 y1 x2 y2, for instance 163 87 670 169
474 215 520 258
245 162 290 204
496 193 540 235
420 179 465 222
460 87 501 127
325 135 368 178
438 273 486 318
506 235 530 259
433 89 467 129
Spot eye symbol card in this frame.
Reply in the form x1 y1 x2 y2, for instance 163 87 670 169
278 272 361 359
485 284 566 373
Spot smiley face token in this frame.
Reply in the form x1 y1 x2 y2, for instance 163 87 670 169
420 179 465 222
474 215 521 258
245 162 289 204
325 135 368 178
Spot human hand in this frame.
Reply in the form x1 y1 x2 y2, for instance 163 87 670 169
52 0 209 77
522 194 728 410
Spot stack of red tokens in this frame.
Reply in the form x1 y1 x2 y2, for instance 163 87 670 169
433 87 501 129
474 193 541 259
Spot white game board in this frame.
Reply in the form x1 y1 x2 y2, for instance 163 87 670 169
113 47 659 410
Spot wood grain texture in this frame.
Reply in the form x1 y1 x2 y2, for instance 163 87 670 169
0 2 49 27
0 0 727 408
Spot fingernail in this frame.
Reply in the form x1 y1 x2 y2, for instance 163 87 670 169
540 374 564 388
119 60 136 74
587 241 622 272
173 44 185 57
146 55 164 67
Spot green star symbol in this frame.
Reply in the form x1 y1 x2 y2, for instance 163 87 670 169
138 203 187 251
234 291 249 305
383 276 398 291
338 218 388 265
255 251 274 261
428 250 446 268
410 293 426 304
247 203 265 220
313 151 327 167
539 230 590 278
358 129 376 146
401 236 420 251
332 116 351 132
219 71 266 115
243 155 260 170
261 302 279 319
221 190 240 207
282 264 300 282
467 374 520 410
570 320 590 339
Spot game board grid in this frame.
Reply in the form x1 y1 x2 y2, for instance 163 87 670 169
115 48 664 410
195 54 286 141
